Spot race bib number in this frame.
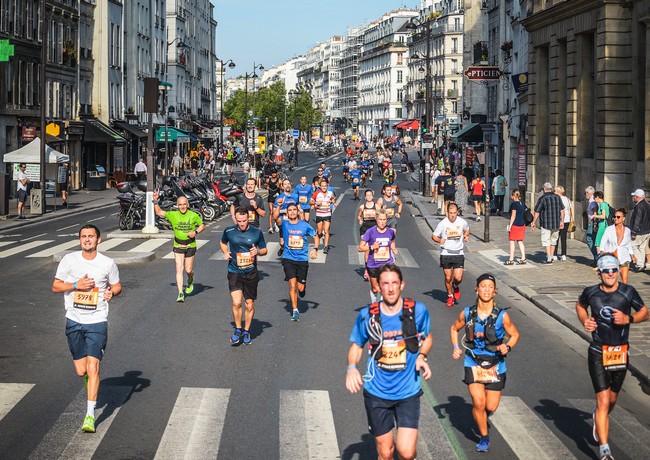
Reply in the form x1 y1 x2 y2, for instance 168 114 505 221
248 210 256 222
386 208 395 218
471 366 500 384
374 246 390 262
288 235 303 249
602 344 628 371
299 196 308 204
73 288 99 310
320 201 330 210
353 178 359 184
446 227 462 239
236 252 253 268
363 209 376 219
377 339 406 371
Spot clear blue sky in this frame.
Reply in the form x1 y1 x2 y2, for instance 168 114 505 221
214 0 420 78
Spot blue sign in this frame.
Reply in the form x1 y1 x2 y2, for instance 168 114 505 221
291 129 300 137
436 114 445 120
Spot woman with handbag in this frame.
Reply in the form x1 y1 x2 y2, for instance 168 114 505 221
554 185 573 261
599 208 633 283
505 189 527 265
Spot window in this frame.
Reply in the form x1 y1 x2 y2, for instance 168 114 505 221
452 38 458 53
397 89 403 102
451 101 458 113
397 53 403 65
396 108 402 119
396 70 403 83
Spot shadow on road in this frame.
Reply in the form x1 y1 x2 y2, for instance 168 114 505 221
433 395 478 442
534 399 597 458
96 371 151 426
340 432 375 460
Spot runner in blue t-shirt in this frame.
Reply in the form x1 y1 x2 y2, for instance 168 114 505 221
219 206 268 345
293 176 314 222
320 162 332 181
280 203 319 321
360 158 371 187
273 179 300 257
349 165 363 200
346 264 432 460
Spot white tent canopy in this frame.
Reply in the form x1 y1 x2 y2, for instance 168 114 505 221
3 137 69 164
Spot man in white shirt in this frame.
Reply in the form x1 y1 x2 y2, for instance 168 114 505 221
134 158 147 180
17 163 30 219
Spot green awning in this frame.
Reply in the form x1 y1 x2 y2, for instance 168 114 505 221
156 127 191 142
84 119 126 144
451 122 482 143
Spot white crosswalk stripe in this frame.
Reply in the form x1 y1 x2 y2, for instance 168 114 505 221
489 396 574 459
347 245 419 268
98 238 131 251
0 240 53 258
0 383 34 423
251 241 328 264
128 238 170 253
155 387 231 460
0 241 16 249
29 385 131 460
569 398 650 458
279 390 340 459
26 240 80 258
162 239 211 259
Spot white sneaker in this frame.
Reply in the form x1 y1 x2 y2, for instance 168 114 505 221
476 216 481 221
552 256 558 261
561 255 567 261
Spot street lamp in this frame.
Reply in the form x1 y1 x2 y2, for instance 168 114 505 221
273 116 277 145
243 63 264 158
217 58 236 150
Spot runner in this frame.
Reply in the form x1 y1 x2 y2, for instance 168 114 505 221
431 202 470 307
230 177 266 228
273 179 300 256
265 169 281 233
383 162 397 185
153 192 206 302
345 264 432 460
220 206 268 345
320 162 332 182
52 224 122 433
310 178 337 254
342 155 351 182
349 163 363 200
376 183 403 231
575 253 649 460
293 175 314 222
450 273 520 453
359 209 398 303
360 155 371 187
280 203 320 321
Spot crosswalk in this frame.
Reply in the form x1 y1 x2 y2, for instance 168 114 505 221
2 381 648 459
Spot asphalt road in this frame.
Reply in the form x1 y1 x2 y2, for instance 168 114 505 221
1 149 649 459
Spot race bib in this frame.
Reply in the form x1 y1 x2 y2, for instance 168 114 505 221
288 235 303 249
248 210 256 222
374 246 390 262
320 201 330 210
386 208 395 218
471 366 500 384
73 288 99 310
602 344 628 371
236 252 253 268
363 208 376 219
446 227 462 239
299 196 308 204
377 339 406 371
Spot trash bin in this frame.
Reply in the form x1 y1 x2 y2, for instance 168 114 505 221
86 166 107 191
45 179 56 198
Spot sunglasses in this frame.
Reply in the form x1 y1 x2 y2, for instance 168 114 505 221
614 215 624 219
599 268 619 274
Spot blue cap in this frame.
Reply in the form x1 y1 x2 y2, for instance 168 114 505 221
597 254 619 271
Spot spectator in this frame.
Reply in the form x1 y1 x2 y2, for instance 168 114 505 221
584 186 599 264
592 191 611 253
134 158 147 181
629 188 650 272
554 185 573 261
599 208 633 283
491 169 507 216
505 189 527 265
531 182 565 264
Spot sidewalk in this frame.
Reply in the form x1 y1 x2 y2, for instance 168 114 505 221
407 188 650 387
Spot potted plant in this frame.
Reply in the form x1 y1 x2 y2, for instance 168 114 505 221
500 40 513 52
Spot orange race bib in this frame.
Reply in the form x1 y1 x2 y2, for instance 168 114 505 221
288 235 303 249
446 227 462 239
377 339 406 371
363 208 376 219
471 366 500 384
73 287 99 310
236 252 253 268
602 344 628 371
374 246 391 262
248 210 256 222
299 196 308 204
386 208 395 218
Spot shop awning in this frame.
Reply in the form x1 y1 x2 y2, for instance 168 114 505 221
451 122 482 143
404 120 419 130
113 121 147 139
155 127 191 142
393 120 408 129
83 119 126 144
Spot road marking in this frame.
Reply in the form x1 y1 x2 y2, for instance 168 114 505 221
0 383 34 423
87 216 105 223
333 189 347 210
279 390 340 459
128 239 169 253
0 241 16 249
417 387 458 459
0 240 53 258
489 396 573 459
348 245 418 268
154 387 230 460
30 385 131 460
162 239 210 259
569 398 650 457
27 240 80 258
57 223 79 231
478 248 534 268
22 233 47 242
98 238 130 251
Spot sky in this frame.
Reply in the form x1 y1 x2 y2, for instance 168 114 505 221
214 0 421 79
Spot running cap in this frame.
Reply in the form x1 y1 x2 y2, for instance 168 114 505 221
476 273 496 286
631 189 645 197
597 254 619 271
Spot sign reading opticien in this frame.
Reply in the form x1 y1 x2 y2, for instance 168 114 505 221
464 66 501 81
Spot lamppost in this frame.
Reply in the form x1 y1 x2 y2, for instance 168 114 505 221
243 63 264 158
273 116 277 146
217 58 236 150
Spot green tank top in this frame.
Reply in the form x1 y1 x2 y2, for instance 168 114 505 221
165 210 203 247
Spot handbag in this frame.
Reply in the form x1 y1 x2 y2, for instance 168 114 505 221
524 207 534 226
567 221 576 233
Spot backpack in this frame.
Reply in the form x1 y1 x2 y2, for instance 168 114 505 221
606 204 616 226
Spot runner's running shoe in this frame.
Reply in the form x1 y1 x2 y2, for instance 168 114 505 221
230 328 242 345
185 275 194 294
446 296 455 308
323 245 330 254
453 284 461 301
82 415 95 433
177 292 185 303
291 310 300 321
298 286 306 298
242 331 252 345
475 436 489 453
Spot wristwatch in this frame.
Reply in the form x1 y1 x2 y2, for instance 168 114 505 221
629 314 635 324
418 352 428 361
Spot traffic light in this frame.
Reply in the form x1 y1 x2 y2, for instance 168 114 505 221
421 114 427 133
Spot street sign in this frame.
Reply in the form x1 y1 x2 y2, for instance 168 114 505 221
0 39 14 62
291 129 300 137
436 114 445 120
464 66 501 81
422 143 434 149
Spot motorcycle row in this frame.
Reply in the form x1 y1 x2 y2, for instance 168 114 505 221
116 174 243 231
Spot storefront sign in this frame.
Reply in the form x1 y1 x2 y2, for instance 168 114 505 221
518 144 527 186
512 73 529 93
464 66 501 81
22 127 36 143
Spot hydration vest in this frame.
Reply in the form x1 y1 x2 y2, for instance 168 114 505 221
463 305 507 353
367 298 420 360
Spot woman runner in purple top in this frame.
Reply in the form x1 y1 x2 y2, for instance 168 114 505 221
358 209 398 303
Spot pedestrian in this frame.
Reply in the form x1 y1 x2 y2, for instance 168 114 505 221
491 169 507 216
554 185 573 261
628 188 650 272
450 273 520 453
430 165 441 207
51 224 122 433
171 152 182 177
345 264 432 460
470 175 486 221
230 178 266 228
280 203 319 321
592 191 611 253
531 182 565 264
505 189 527 265
153 191 206 302
359 209 398 303
59 162 71 206
16 163 30 219
436 167 455 216
455 169 469 216
134 158 147 181
220 206 268 345
575 253 648 460
585 186 599 263
431 202 471 307
599 208 633 284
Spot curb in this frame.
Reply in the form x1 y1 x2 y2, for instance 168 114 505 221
53 250 155 265
0 201 116 232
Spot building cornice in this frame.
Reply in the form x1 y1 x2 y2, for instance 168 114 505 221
521 0 600 31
